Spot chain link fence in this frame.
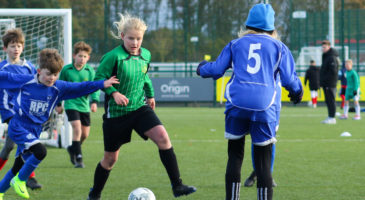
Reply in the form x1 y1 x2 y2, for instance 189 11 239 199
290 9 365 75
74 2 365 77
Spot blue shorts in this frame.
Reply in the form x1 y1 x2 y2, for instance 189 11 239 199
225 115 277 146
8 118 42 156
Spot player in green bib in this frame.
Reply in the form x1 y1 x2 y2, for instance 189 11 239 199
87 13 196 200
57 41 100 168
339 59 361 120
94 43 154 117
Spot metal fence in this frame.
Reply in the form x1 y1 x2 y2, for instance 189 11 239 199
77 4 365 76
290 9 365 74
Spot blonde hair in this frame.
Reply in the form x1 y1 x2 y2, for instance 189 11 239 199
237 28 280 40
111 13 147 40
38 48 64 73
346 59 353 65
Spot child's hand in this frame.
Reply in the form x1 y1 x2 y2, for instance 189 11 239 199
288 90 303 104
104 76 119 88
196 60 208 76
112 92 129 106
146 98 155 110
91 102 97 112
55 105 63 114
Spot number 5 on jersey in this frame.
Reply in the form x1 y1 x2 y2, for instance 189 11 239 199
247 43 262 74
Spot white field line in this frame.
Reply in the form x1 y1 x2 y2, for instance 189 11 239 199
280 114 326 117
171 139 365 143
88 138 364 144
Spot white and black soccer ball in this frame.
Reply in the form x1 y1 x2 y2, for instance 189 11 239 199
128 187 156 200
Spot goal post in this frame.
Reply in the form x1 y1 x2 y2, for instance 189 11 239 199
0 19 16 31
0 9 72 148
0 9 72 64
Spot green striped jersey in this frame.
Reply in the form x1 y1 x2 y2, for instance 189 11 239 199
59 63 100 112
95 45 154 118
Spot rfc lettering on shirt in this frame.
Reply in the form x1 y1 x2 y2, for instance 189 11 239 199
29 99 49 116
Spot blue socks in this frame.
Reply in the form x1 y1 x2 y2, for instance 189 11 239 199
0 170 15 193
18 154 41 181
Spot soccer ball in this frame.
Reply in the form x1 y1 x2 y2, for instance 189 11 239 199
128 187 156 200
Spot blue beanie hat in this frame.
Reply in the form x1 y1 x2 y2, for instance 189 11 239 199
245 3 275 31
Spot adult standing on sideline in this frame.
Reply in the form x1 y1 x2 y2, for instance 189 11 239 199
320 40 339 124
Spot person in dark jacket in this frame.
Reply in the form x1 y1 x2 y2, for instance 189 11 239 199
305 60 320 108
320 40 339 124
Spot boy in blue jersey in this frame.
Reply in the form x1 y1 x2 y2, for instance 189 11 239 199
197 3 302 200
0 28 42 190
0 48 118 200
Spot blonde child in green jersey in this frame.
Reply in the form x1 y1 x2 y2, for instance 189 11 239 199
339 59 361 120
57 41 99 168
87 13 196 200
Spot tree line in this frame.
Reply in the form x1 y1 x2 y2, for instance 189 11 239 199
1 0 364 63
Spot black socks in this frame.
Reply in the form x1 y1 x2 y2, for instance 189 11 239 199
72 141 82 161
90 162 111 197
253 144 273 200
159 147 182 187
225 137 245 200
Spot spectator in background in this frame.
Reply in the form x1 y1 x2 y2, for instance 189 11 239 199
320 40 339 124
305 60 320 108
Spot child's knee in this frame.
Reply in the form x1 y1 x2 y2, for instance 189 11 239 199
30 143 47 160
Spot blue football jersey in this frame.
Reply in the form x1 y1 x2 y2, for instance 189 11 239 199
0 71 104 140
0 59 37 122
200 34 302 111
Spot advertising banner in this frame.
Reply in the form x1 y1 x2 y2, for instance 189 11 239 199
151 78 214 102
216 76 365 102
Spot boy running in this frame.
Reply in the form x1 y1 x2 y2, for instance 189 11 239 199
0 28 42 190
0 48 118 200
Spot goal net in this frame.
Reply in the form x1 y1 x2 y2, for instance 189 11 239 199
0 9 72 148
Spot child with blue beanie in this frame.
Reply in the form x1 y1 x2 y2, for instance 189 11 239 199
197 3 302 200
